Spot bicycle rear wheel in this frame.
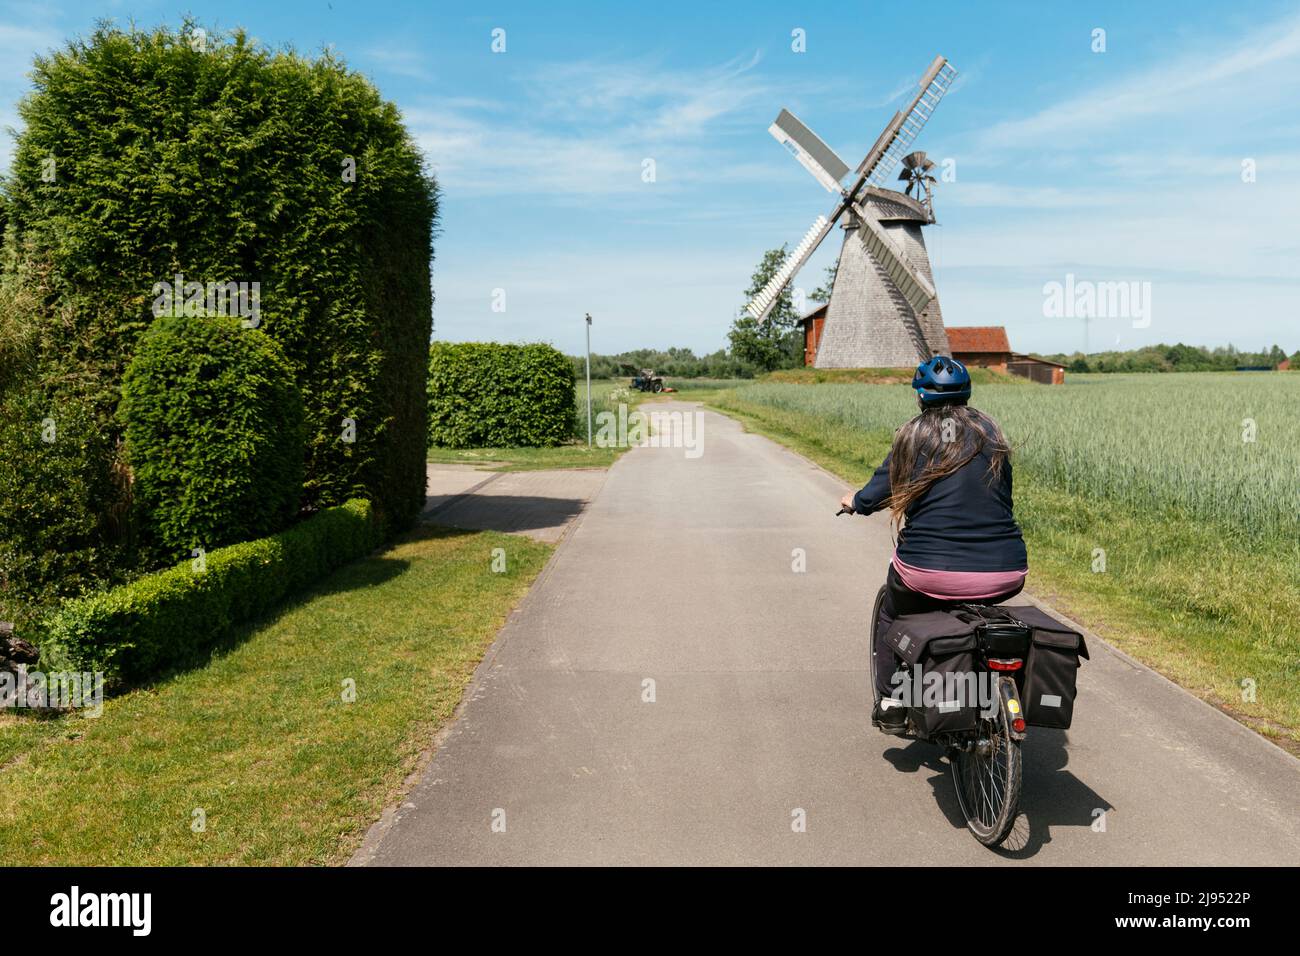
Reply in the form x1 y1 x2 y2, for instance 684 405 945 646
950 676 1022 847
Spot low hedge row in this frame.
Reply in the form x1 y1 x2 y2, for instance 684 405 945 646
39 498 381 686
428 342 576 447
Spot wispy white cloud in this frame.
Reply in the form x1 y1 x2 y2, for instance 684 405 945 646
407 51 780 198
935 177 1300 280
912 7 1300 358
360 44 436 82
432 243 763 353
942 182 1123 209
973 12 1300 151
0 12 65 170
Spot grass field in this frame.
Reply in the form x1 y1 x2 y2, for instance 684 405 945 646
0 524 552 865
701 371 1300 751
729 372 1298 542
759 366 1031 386
427 445 625 470
576 378 639 423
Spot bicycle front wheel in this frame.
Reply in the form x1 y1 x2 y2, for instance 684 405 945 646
869 585 886 706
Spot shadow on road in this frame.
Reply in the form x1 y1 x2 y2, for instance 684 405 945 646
424 494 589 536
879 729 1112 858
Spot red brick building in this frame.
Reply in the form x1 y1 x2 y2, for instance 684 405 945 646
1007 353 1066 385
797 315 1064 383
944 326 1064 384
945 326 1013 370
799 303 828 367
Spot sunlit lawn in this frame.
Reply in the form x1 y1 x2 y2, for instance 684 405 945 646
427 443 624 471
0 524 551 865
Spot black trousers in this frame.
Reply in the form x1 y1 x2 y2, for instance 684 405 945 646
872 563 1025 699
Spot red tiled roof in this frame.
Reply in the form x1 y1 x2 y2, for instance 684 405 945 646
945 326 1011 353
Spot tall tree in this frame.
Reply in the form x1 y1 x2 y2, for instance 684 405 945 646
728 247 802 371
810 260 839 304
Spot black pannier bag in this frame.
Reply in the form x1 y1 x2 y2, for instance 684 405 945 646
1003 605 1089 729
882 612 981 737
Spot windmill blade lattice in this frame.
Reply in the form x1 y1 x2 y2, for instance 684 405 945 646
744 215 831 321
860 58 957 189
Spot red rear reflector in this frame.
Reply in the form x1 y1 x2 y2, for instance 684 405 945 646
988 658 1023 671
1013 717 1026 733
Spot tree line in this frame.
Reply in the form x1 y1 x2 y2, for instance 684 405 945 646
571 246 832 379
1044 343 1297 374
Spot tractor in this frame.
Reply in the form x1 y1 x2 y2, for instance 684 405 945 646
622 365 674 393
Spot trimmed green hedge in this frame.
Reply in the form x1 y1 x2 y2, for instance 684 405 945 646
3 21 437 537
39 498 380 686
121 315 305 558
0 389 126 629
428 342 576 447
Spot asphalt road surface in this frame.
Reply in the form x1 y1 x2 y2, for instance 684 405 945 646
355 402 1300 865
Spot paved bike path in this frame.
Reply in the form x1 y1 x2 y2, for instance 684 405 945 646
356 403 1300 865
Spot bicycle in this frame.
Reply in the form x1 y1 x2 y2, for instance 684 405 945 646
839 506 1029 847
870 584 1031 846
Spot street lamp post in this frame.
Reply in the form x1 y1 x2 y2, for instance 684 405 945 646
584 313 593 449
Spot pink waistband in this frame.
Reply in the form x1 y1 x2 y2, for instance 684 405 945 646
892 553 1027 601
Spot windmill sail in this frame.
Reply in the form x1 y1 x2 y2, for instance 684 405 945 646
744 215 831 320
769 109 850 193
856 56 957 188
854 210 936 314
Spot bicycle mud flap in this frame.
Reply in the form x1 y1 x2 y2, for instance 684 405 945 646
1003 605 1090 729
883 612 981 737
1000 678 1027 741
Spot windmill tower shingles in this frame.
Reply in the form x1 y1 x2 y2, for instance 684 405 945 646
815 187 949 367
745 56 957 368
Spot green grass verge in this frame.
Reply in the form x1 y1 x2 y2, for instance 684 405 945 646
0 524 552 865
702 391 1300 753
427 444 624 471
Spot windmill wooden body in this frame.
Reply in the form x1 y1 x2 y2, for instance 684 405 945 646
747 56 957 368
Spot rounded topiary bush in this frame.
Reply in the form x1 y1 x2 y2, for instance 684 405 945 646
121 315 305 556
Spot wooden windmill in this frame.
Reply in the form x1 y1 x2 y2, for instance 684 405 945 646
746 55 957 368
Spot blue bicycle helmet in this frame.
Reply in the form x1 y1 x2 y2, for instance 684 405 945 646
912 355 972 406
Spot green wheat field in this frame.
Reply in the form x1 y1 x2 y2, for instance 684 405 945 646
728 372 1299 543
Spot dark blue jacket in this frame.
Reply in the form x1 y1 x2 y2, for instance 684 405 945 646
852 421 1028 573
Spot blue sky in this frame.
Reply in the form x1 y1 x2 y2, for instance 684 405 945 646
2 0 1298 357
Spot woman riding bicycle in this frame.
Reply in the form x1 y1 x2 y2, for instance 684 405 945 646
838 355 1028 734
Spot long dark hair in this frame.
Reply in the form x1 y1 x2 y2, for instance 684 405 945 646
887 402 1011 531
